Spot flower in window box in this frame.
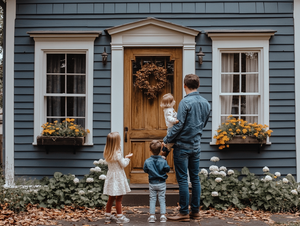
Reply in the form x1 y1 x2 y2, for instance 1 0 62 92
40 118 90 137
214 116 272 149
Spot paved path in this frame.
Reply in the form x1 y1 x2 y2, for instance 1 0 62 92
37 207 300 226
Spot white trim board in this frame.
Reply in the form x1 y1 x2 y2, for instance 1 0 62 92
4 0 16 187
107 19 199 152
29 33 100 146
294 0 300 181
207 31 275 145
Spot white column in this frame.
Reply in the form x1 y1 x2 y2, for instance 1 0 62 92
111 45 124 151
5 0 16 187
294 0 300 181
182 44 196 97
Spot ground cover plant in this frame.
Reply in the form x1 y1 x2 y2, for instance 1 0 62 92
199 156 300 212
0 159 108 212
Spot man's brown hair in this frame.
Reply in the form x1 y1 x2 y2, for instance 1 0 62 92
184 74 200 90
150 140 161 155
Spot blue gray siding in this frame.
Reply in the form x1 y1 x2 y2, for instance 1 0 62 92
13 0 295 179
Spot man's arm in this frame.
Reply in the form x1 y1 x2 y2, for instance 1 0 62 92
203 102 211 128
163 101 188 144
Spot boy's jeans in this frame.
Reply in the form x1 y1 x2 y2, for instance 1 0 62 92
173 147 201 214
149 182 166 214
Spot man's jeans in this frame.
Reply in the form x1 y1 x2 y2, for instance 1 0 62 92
149 182 166 214
173 147 201 214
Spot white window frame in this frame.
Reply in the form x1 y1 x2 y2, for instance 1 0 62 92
219 50 261 122
29 32 100 145
207 31 275 145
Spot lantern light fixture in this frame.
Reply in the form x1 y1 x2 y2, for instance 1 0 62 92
197 47 205 65
102 47 108 65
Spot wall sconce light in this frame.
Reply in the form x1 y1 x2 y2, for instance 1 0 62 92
102 47 108 65
197 47 205 65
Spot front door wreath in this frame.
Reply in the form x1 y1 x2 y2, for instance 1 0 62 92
134 63 167 99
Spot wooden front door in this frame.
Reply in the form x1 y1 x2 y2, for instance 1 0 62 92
124 48 182 184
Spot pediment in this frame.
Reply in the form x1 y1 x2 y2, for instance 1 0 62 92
106 17 199 37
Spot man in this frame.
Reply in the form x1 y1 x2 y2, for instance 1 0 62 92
163 74 210 222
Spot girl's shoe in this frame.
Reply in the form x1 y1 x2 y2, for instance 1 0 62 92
148 215 156 223
116 215 130 224
105 215 117 223
160 214 167 222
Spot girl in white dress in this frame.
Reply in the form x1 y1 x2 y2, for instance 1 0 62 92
160 93 179 150
103 132 133 224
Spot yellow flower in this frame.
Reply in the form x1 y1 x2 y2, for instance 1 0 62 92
70 119 75 122
229 129 232 131
232 123 236 125
236 129 241 133
230 132 234 135
54 120 58 123
274 176 277 179
217 129 222 133
87 129 90 133
242 129 247 134
56 128 59 130
254 133 258 137
242 136 246 139
226 145 229 148
225 123 229 125
75 129 79 132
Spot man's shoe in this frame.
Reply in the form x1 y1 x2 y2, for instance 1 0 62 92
167 213 190 222
189 212 201 219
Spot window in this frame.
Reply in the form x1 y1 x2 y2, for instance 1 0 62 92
207 30 275 144
46 53 86 127
220 52 259 124
29 31 100 145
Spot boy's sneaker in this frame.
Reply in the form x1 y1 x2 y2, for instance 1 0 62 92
160 215 167 222
148 215 156 223
116 215 130 224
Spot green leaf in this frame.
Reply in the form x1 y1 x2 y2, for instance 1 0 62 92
266 194 272 201
241 167 250 175
54 172 63 179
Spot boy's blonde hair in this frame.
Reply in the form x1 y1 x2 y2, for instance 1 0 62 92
103 132 121 162
160 93 175 108
150 140 162 155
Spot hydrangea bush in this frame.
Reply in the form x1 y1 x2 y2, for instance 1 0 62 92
199 156 300 212
0 159 108 212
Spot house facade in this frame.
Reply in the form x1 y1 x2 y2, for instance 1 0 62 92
3 0 300 186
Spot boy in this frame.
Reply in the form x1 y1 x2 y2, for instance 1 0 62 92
143 140 170 223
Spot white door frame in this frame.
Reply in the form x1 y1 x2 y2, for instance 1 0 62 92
106 18 199 151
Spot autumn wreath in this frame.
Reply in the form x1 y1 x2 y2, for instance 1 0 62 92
134 63 167 99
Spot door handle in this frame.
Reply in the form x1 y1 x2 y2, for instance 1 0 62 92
124 127 128 142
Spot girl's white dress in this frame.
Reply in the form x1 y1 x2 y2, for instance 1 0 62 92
103 150 131 196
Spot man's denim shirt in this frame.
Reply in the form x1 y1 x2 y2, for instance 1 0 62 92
163 92 210 150
143 155 170 184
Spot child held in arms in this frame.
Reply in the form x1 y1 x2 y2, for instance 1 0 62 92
143 140 170 223
160 93 179 152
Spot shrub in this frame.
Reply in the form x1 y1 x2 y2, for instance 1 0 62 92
0 159 108 212
199 156 300 212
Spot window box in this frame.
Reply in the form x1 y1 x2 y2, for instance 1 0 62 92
227 135 266 145
37 136 84 146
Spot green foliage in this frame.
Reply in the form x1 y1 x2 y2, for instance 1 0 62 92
0 160 108 212
200 160 300 212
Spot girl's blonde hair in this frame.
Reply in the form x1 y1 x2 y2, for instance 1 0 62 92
160 93 175 108
103 132 121 162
